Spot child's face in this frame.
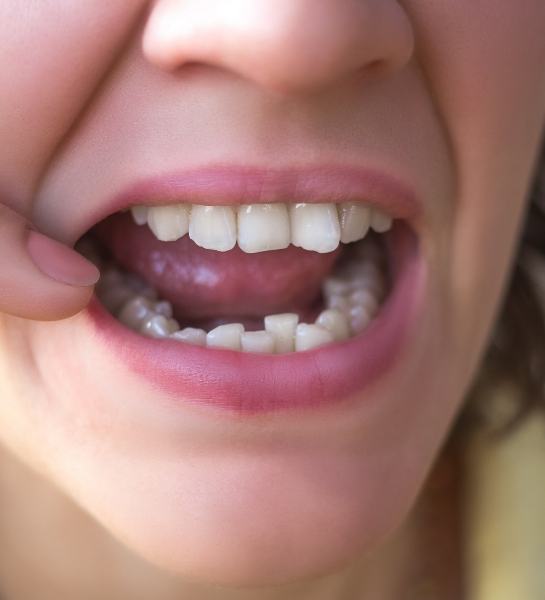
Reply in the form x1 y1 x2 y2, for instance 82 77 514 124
1 0 545 586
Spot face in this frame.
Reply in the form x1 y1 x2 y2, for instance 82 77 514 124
1 0 545 586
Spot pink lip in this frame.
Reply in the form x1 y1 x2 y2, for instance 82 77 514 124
73 164 421 242
85 221 425 415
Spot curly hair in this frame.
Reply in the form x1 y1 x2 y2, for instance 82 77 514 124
455 139 545 439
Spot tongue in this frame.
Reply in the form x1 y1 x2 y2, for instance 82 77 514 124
94 213 341 321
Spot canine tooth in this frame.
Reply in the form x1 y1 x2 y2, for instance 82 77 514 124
206 323 244 350
264 313 299 353
189 205 237 251
241 331 275 353
315 309 350 341
140 315 180 339
370 209 393 233
171 327 207 346
154 300 173 318
295 324 334 351
238 204 290 253
131 206 149 226
118 296 154 329
349 305 372 333
338 203 371 243
290 203 340 253
147 204 190 242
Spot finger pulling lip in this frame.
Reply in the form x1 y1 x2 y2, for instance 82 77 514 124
84 223 425 415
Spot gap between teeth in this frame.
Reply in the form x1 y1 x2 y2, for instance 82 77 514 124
95 242 387 354
133 202 393 253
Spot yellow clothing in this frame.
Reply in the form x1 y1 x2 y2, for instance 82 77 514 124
463 406 545 599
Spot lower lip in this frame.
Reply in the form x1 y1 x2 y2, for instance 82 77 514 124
85 225 425 415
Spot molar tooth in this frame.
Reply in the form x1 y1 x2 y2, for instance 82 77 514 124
171 327 207 346
154 300 173 318
238 204 290 253
264 313 299 353
241 331 275 353
99 286 135 313
189 205 237 251
370 209 393 233
97 268 124 289
140 315 180 339
349 305 372 334
295 324 334 352
315 309 350 341
349 290 379 315
147 204 190 242
118 296 154 329
131 206 149 226
322 277 352 298
338 203 371 244
290 203 340 253
206 323 244 350
327 295 350 312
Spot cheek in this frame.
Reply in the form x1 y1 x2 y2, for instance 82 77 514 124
0 2 144 203
409 0 545 369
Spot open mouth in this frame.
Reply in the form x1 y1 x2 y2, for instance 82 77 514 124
82 201 393 353
77 167 424 413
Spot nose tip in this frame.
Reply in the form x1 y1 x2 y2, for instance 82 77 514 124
143 0 414 95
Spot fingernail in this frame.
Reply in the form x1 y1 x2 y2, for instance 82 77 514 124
27 230 100 287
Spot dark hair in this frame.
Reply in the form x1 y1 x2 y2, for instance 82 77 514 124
455 138 545 439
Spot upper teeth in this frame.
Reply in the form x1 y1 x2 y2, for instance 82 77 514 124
131 202 392 253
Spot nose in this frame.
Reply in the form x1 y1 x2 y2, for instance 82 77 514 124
143 0 414 95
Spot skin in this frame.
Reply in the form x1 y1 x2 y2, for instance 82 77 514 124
1 0 545 597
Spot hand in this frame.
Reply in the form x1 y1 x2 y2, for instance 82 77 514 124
0 202 99 321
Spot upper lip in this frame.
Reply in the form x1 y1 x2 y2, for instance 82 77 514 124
72 163 421 243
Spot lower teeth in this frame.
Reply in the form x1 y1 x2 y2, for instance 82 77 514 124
90 238 388 354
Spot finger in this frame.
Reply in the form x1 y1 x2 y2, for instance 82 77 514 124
0 203 100 321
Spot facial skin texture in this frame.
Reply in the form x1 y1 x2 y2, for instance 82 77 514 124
1 0 545 596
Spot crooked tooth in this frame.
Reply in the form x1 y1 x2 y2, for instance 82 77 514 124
338 203 371 244
147 204 190 242
140 315 180 339
290 203 340 253
171 327 207 346
238 204 290 253
131 206 149 226
189 205 237 251
264 313 299 353
295 324 334 352
206 323 244 350
241 331 275 353
370 209 393 233
118 296 154 329
315 309 350 341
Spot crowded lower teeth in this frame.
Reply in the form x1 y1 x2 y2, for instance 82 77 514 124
92 238 388 354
